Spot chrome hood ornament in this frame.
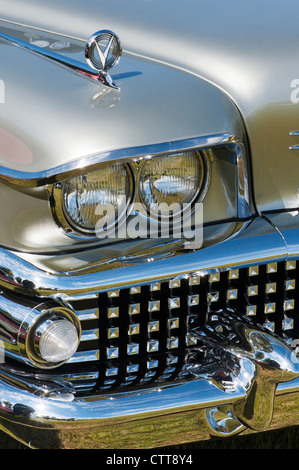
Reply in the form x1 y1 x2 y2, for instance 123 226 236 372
85 30 122 90
0 29 122 91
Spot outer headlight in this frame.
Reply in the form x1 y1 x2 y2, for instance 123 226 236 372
139 151 205 217
62 164 132 233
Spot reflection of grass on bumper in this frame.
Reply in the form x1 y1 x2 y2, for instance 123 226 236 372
0 424 298 449
170 392 299 449
169 426 299 449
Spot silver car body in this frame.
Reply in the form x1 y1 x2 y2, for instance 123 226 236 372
0 0 298 449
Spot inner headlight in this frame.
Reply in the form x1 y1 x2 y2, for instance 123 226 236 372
139 151 205 217
62 164 132 233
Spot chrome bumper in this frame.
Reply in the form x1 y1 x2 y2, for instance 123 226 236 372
0 366 299 449
0 213 299 449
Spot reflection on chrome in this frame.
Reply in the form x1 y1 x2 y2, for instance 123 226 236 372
192 309 299 431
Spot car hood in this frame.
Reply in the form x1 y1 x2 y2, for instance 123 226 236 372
0 0 297 115
0 0 299 212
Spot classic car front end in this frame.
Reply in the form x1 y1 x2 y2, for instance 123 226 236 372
0 0 299 449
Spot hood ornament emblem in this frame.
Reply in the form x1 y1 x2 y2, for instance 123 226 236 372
0 29 123 91
85 30 122 91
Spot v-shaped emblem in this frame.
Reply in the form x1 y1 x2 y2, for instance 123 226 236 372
85 30 122 72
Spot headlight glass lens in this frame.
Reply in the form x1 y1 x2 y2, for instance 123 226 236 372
39 319 79 363
62 164 131 232
139 151 205 216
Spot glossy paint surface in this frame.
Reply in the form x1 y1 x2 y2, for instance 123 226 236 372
0 21 243 174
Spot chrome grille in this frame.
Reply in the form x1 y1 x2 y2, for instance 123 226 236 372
60 259 299 394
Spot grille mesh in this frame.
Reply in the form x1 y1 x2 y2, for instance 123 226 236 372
63 259 299 393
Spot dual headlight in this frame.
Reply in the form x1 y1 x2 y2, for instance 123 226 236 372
53 151 207 237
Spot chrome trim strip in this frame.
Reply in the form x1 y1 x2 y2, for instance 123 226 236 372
0 19 86 43
235 141 251 218
67 349 100 363
0 133 236 187
51 371 99 382
0 217 286 298
80 329 99 342
76 308 99 321
67 292 99 302
71 382 98 391
41 370 99 392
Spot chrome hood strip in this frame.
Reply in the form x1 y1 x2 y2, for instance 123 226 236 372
0 30 98 80
0 29 122 91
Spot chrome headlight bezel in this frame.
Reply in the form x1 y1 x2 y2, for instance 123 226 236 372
19 304 81 369
62 163 134 235
50 149 210 240
136 150 208 221
51 162 135 240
